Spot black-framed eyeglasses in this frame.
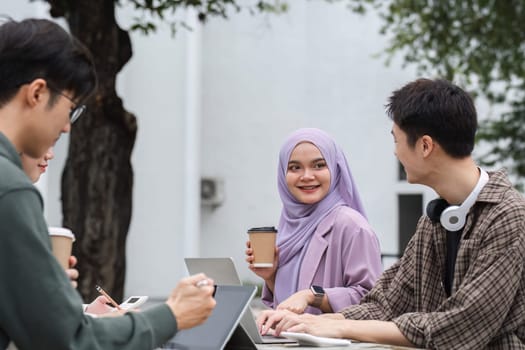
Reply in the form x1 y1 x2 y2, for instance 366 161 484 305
17 80 86 124
47 87 86 124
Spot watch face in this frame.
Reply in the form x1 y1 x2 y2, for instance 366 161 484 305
311 285 325 294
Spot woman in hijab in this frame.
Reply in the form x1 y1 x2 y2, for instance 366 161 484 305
246 128 382 314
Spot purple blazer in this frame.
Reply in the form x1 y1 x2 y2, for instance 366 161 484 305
262 206 382 314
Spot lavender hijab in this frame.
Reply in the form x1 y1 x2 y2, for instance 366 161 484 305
273 128 366 305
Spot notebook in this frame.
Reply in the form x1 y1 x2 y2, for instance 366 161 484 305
161 285 257 350
184 257 296 345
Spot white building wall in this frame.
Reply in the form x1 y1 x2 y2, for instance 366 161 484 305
2 1 439 299
198 2 435 284
115 9 197 297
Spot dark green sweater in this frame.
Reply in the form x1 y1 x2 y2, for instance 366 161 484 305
0 132 177 349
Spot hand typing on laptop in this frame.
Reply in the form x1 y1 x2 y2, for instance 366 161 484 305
258 309 345 338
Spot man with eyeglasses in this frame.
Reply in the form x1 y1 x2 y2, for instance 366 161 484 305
43 84 87 124
0 18 216 350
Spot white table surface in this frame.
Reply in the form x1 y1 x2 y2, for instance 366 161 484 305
256 342 417 349
149 297 419 350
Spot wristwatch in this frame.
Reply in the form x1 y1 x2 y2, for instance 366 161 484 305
310 285 325 308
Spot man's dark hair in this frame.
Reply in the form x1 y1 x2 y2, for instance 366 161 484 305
0 18 97 107
386 78 477 158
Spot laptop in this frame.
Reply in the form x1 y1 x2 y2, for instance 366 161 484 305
161 285 257 350
184 257 242 285
184 257 296 345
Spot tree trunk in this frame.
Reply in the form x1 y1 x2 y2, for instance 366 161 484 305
48 0 135 302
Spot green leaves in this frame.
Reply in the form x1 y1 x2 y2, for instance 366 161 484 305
349 0 525 185
126 0 288 35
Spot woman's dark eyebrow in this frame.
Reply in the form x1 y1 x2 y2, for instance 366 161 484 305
288 157 325 165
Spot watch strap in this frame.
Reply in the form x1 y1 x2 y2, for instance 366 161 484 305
310 285 324 308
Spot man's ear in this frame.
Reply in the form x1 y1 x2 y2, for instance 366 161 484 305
420 135 435 158
24 79 48 108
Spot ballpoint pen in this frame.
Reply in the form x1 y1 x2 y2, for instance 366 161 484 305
95 285 122 310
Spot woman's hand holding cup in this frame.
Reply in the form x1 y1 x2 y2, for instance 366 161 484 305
245 240 278 281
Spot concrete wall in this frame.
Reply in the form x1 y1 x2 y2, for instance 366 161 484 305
197 2 435 286
2 1 439 299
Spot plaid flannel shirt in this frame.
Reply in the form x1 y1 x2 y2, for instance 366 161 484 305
341 169 525 349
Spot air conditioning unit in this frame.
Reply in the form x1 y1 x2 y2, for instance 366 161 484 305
201 177 225 207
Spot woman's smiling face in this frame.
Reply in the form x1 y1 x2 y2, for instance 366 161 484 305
286 142 331 204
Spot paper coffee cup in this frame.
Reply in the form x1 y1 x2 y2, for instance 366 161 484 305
248 226 277 268
48 227 76 269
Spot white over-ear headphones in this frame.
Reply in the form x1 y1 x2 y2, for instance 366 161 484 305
440 168 489 231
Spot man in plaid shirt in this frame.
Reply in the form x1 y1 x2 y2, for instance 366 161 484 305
257 78 525 349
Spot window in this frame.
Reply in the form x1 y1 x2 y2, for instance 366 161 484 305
398 194 423 254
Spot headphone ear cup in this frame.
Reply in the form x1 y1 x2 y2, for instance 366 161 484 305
427 168 489 231
440 206 467 232
426 198 449 223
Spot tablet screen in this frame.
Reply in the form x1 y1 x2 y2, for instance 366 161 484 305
161 285 256 350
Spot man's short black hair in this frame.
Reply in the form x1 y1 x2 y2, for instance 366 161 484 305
0 18 97 107
386 78 477 158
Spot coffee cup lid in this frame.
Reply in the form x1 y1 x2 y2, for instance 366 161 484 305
247 226 277 233
48 227 76 242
